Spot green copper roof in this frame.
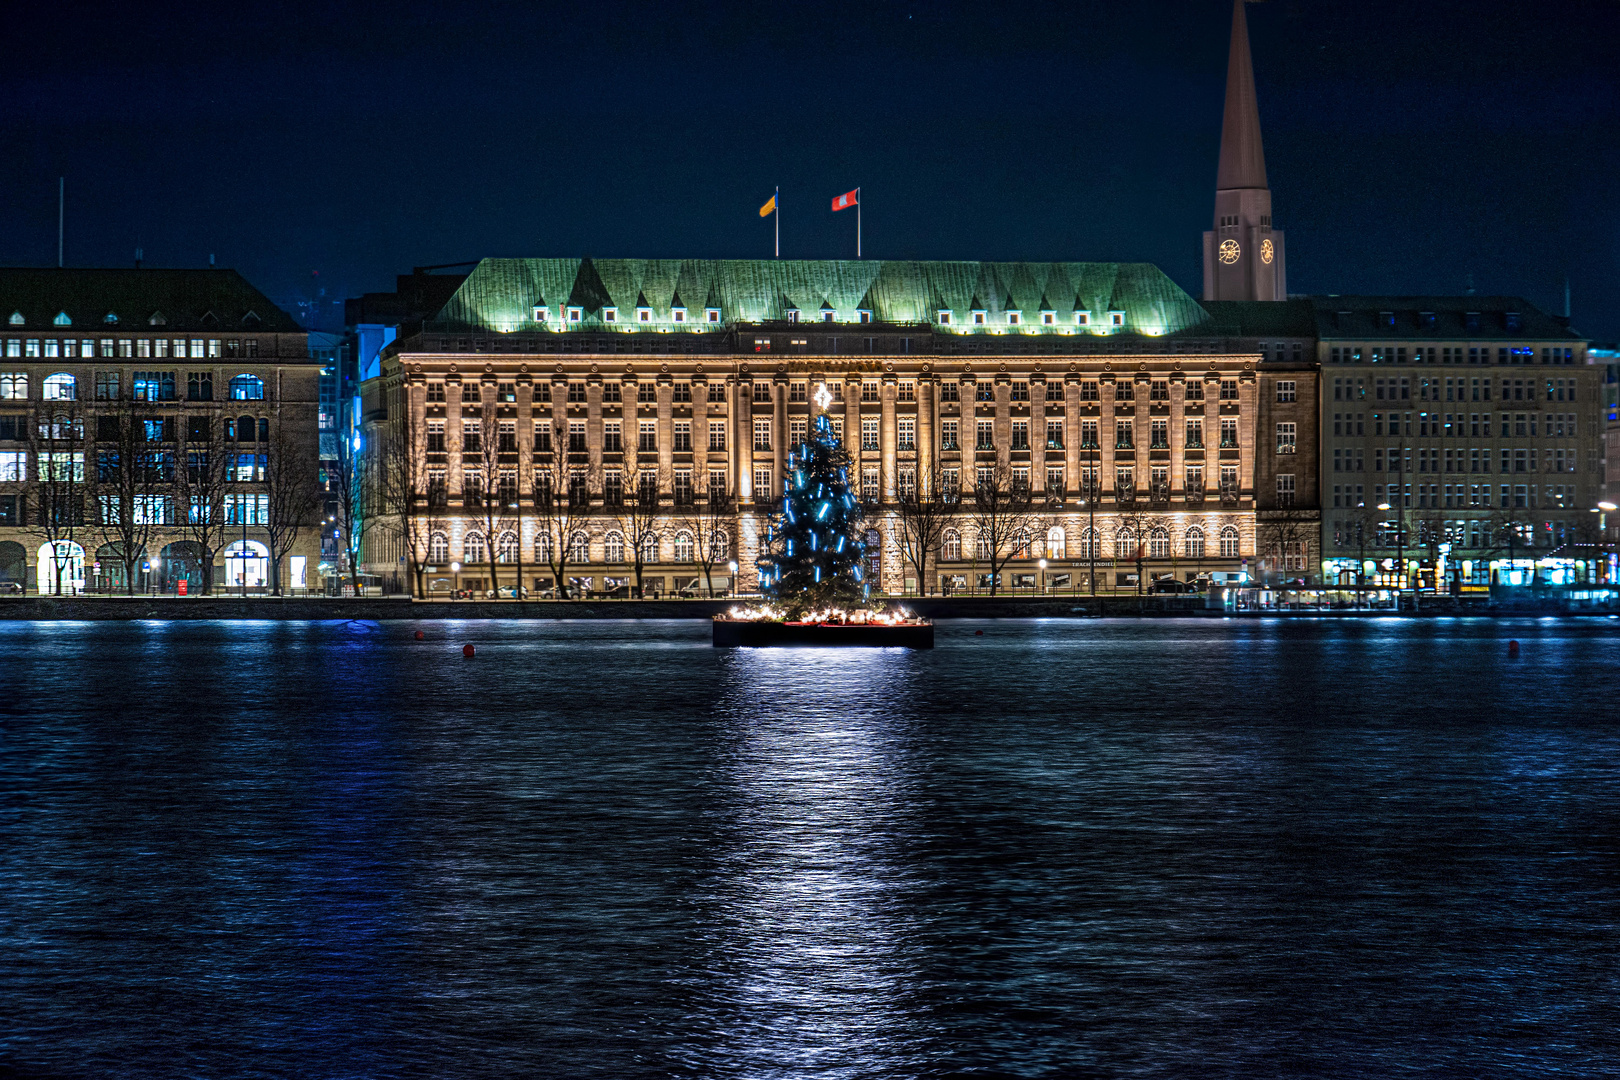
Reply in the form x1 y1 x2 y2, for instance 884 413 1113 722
428 258 1214 338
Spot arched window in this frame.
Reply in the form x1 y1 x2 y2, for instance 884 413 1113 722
1148 526 1170 560
230 374 264 400
44 373 76 401
1115 527 1137 559
238 415 256 442
1046 526 1066 560
1012 528 1033 557
976 531 993 560
428 531 449 564
496 531 519 564
1219 525 1240 558
1185 525 1205 559
568 531 591 563
709 529 729 560
464 532 488 564
639 532 659 564
673 531 695 562
604 532 626 563
942 529 962 561
1078 527 1099 560
534 531 552 563
49 413 82 440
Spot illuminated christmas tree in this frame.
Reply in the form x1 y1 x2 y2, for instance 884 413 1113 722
755 411 868 612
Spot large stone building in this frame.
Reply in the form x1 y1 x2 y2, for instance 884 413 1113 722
359 258 1315 596
0 269 323 594
1315 296 1599 590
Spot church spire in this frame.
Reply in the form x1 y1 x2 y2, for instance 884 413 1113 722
1202 0 1286 302
1216 0 1268 191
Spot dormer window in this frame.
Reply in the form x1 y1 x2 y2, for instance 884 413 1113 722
1076 310 1091 327
972 310 986 325
637 307 652 322
1465 311 1481 330
566 306 583 323
822 309 835 323
602 307 618 323
1007 311 1021 325
7 312 22 326
1419 311 1436 329
1109 310 1125 327
857 309 872 323
937 310 952 326
1505 311 1522 330
53 312 72 327
1379 311 1395 328
786 308 800 323
706 307 721 323
533 305 550 323
104 312 119 325
672 307 687 323
1041 310 1055 325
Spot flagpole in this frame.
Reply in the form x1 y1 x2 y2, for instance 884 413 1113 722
775 186 779 259
857 187 861 259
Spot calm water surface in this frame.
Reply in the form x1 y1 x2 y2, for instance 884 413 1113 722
1 617 1618 1078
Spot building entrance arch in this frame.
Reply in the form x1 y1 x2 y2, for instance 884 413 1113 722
0 541 24 588
36 540 85 595
159 542 207 593
224 539 271 590
94 542 149 593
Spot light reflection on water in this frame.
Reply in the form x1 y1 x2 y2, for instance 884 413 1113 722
697 649 932 1077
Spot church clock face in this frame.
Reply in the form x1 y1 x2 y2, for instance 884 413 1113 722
1218 238 1241 264
1261 238 1274 265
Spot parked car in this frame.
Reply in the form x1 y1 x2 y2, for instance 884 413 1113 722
1150 577 1196 595
484 586 529 599
0 581 23 595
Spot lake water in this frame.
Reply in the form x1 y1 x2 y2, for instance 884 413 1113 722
2 617 1618 1078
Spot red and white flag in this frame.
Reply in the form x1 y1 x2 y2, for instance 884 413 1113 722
831 188 859 212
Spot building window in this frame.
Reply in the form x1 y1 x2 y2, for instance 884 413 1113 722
43 372 77 400
639 421 657 453
897 416 916 451
602 421 622 453
706 308 721 323
1220 526 1240 558
1220 379 1239 400
1276 380 1296 403
976 419 994 450
568 422 586 452
708 383 727 403
1276 422 1297 454
937 311 952 325
1045 419 1064 450
230 374 264 400
1010 419 1029 450
567 382 587 403
753 381 772 403
1220 418 1238 448
1185 526 1205 558
1277 474 1295 506
755 465 773 500
710 421 728 452
1076 311 1091 326
941 420 959 450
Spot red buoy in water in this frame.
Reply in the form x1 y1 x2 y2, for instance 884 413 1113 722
1508 639 1520 657
975 630 984 636
463 643 476 658
414 630 425 641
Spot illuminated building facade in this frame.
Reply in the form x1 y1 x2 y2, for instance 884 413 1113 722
360 257 1313 596
1316 297 1601 591
0 268 323 594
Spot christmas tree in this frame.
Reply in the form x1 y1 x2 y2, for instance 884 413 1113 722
755 412 868 612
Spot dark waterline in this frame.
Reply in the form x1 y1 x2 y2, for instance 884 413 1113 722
2 618 1618 1079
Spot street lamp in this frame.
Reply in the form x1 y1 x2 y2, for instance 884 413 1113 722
451 560 460 599
1038 556 1047 596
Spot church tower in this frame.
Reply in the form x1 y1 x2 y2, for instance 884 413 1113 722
1203 0 1287 301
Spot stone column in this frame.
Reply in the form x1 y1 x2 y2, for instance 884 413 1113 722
881 372 897 498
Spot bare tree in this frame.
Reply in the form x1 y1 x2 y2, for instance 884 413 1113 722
531 422 584 598
261 419 321 596
681 477 735 598
466 402 517 598
174 410 233 595
1113 508 1154 596
969 461 1043 598
28 398 87 595
616 458 665 598
89 393 164 594
1256 507 1318 591
894 460 957 596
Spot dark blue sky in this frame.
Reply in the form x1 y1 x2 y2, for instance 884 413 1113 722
2 0 1615 336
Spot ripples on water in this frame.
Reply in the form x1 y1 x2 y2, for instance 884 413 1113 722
1 618 1618 1078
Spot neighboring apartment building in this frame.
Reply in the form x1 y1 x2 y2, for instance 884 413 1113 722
1316 297 1600 590
359 257 1305 597
0 268 322 594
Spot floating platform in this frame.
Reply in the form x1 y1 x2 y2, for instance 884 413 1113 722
712 619 934 649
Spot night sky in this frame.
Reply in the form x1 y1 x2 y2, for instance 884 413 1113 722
2 0 1615 337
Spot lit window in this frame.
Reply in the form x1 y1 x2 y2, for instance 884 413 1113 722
706 307 721 323
533 305 549 323
1076 310 1091 326
602 307 618 323
637 307 651 322
972 310 986 325
1041 311 1055 325
1007 311 1021 325
566 306 583 322
1110 311 1125 327
672 307 687 323
937 310 952 326
857 309 872 323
